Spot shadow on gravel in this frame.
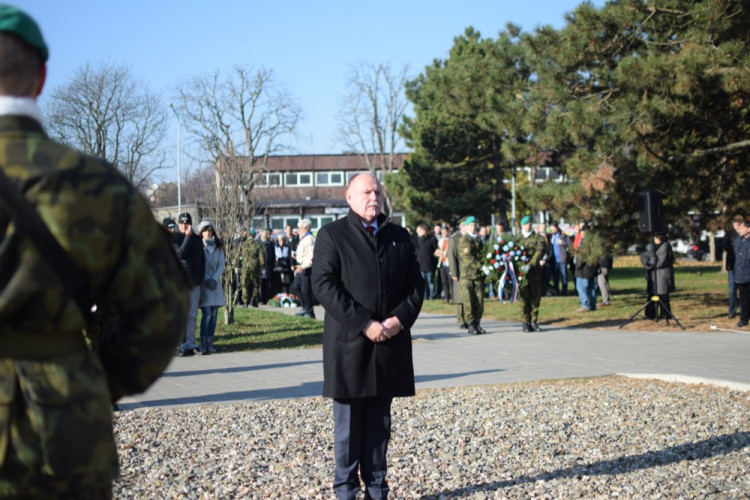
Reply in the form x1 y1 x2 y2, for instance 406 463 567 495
415 369 505 385
419 431 750 499
116 380 325 411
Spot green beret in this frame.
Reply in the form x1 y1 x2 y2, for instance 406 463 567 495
520 215 531 225
0 5 48 62
463 216 476 225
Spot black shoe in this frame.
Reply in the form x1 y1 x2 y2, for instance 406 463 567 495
476 324 487 334
459 323 468 330
179 348 195 357
737 320 748 327
467 323 480 335
302 312 316 319
531 322 541 332
728 314 736 319
522 323 531 332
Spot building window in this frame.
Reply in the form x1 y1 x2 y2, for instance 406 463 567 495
257 172 282 188
284 172 313 187
316 171 344 186
346 171 384 184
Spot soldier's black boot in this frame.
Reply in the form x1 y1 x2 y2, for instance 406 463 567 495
467 323 480 335
522 323 531 332
531 322 541 332
476 323 487 334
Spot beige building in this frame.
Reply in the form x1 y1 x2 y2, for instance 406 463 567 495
251 153 406 231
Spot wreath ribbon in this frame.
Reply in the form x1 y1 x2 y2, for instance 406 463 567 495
497 257 518 303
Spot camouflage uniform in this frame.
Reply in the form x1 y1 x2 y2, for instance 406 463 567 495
517 231 546 325
240 237 265 305
0 115 190 497
456 234 485 327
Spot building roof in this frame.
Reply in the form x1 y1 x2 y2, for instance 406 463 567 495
262 153 406 172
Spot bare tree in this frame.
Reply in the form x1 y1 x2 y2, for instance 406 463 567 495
337 62 410 175
173 66 302 324
43 61 167 190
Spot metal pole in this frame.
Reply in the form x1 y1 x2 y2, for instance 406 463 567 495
511 166 517 235
168 103 181 216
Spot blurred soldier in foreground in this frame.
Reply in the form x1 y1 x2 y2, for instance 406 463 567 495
0 5 189 497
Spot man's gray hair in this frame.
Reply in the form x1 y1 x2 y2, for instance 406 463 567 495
298 218 312 230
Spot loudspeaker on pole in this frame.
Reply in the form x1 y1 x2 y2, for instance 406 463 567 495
638 190 665 233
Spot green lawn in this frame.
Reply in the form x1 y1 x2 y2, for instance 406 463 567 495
207 307 323 353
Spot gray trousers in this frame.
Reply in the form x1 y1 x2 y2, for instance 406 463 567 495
181 285 200 350
597 268 611 304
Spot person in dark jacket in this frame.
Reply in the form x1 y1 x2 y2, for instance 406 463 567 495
174 212 206 356
259 229 276 303
733 218 750 327
414 222 438 300
724 214 744 319
652 233 676 320
311 173 424 500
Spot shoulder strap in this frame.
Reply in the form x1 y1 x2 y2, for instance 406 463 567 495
0 166 92 318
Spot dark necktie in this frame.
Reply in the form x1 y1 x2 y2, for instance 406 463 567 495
366 225 375 236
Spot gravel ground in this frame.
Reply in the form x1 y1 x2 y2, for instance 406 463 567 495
112 376 749 499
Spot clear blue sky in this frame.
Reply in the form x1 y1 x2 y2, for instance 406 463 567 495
21 0 602 179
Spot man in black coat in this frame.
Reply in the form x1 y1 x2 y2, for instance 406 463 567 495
312 173 424 500
174 212 206 356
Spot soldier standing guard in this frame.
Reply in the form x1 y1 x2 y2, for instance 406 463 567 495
456 216 486 335
240 228 264 307
0 6 189 496
517 215 546 332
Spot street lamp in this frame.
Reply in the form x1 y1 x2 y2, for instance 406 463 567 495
168 102 182 217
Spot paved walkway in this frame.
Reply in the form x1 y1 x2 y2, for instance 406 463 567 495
118 306 750 411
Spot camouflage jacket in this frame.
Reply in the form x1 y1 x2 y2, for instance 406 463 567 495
519 231 546 282
456 234 484 281
0 115 190 496
239 238 265 273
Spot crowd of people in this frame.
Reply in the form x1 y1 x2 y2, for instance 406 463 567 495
407 216 615 332
162 206 750 353
160 214 322 355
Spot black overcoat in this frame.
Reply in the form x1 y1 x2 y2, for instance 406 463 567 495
312 210 425 399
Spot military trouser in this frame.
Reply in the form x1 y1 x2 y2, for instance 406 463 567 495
241 269 261 304
518 271 542 323
459 277 484 325
455 303 466 327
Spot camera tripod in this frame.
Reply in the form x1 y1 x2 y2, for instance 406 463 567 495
619 294 685 330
